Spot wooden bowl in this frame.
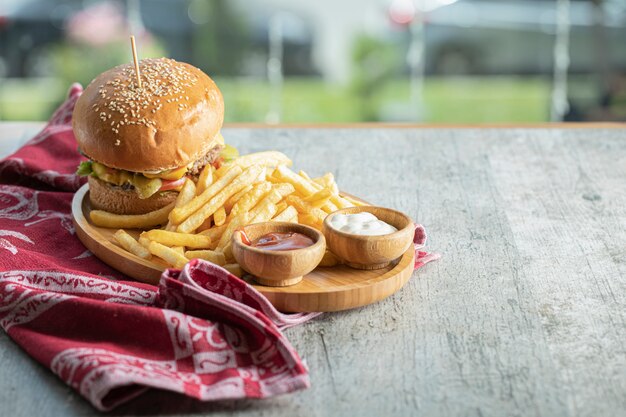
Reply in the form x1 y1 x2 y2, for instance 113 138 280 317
232 222 326 287
322 206 414 270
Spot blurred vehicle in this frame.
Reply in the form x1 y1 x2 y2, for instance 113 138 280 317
0 0 315 78
421 0 626 74
0 0 83 77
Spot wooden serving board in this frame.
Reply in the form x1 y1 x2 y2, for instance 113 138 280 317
72 184 415 312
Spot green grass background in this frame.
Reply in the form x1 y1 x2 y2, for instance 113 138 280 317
0 76 597 123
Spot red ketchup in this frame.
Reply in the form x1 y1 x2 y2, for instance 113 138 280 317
249 232 314 251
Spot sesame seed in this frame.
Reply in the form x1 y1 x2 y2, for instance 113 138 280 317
91 57 199 128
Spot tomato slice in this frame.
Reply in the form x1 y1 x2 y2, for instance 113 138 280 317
159 177 186 191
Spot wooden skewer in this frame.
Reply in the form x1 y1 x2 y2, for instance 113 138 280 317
130 35 142 89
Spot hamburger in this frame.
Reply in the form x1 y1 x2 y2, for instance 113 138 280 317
73 57 236 215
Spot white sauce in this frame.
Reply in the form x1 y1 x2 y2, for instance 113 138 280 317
329 212 398 236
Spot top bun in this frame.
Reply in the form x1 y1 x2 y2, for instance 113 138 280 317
73 58 224 172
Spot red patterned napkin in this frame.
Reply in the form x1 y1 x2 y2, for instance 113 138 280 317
0 85 439 410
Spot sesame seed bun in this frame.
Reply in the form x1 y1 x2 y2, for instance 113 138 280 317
73 57 224 173
88 176 177 215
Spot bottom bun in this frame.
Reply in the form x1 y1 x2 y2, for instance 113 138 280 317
88 176 178 215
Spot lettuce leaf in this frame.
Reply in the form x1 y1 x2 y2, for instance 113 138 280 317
220 144 239 162
76 161 93 176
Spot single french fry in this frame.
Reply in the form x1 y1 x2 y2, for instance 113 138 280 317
213 206 226 226
223 263 243 278
138 236 151 249
299 170 313 182
214 162 243 179
222 242 235 263
224 184 253 212
266 173 282 184
199 223 227 241
90 202 174 229
178 178 197 204
272 205 298 222
170 165 243 224
177 165 263 233
275 165 316 197
331 194 354 209
165 178 196 229
275 201 288 214
196 164 213 195
113 229 151 259
228 181 271 219
320 201 339 214
318 250 340 267
148 241 189 269
231 151 292 170
184 249 226 266
216 213 250 250
312 172 335 189
250 203 278 224
142 229 211 249
304 188 332 203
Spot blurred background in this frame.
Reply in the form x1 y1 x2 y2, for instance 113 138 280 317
0 0 625 123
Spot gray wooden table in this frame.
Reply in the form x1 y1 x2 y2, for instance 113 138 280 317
1 124 625 417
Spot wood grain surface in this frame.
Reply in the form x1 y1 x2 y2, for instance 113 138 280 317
73 185 414 312
1 126 625 417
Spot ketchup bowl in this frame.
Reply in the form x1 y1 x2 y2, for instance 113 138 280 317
232 222 326 287
322 206 414 270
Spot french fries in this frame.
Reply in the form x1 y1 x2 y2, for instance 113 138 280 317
196 165 213 194
170 166 243 224
304 188 333 208
224 184 252 212
199 223 227 241
272 205 298 222
223 263 243 278
275 165 317 197
165 178 196 230
216 212 250 250
185 249 226 266
286 195 327 225
213 206 226 226
275 201 288 214
343 195 367 207
250 203 278 224
228 182 271 220
222 242 235 263
97 149 361 273
91 202 174 229
148 241 189 269
138 236 151 249
113 230 151 259
228 151 292 170
176 165 263 233
142 229 211 249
